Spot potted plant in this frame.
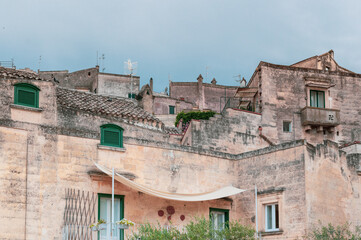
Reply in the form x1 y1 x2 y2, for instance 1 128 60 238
90 219 107 231
116 218 135 229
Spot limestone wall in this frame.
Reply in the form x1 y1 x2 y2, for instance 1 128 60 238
259 65 361 145
305 141 361 229
188 108 269 154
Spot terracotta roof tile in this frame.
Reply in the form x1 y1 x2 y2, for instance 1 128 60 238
56 87 163 129
0 67 47 81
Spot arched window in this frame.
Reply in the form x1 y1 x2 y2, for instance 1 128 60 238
14 83 40 108
100 124 123 148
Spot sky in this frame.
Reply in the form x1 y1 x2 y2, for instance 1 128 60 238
1 0 361 92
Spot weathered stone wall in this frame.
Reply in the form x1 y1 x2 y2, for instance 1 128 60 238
305 141 361 229
39 67 99 91
98 73 139 98
259 65 361 145
188 108 268 154
170 81 238 113
235 141 307 239
153 96 193 115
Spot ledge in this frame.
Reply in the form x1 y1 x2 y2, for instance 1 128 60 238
10 104 43 112
260 230 284 236
97 144 126 152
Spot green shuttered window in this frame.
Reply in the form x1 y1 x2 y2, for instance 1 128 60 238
169 105 175 114
14 83 40 108
100 124 123 148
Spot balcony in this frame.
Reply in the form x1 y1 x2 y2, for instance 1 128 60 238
301 107 340 127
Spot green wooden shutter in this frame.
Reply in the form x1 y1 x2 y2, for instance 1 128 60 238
18 90 36 106
103 130 120 146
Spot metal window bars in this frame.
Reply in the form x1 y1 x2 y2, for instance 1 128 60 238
62 188 97 240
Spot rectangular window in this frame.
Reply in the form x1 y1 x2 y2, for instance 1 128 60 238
265 204 279 232
128 93 136 99
210 208 229 232
283 121 292 132
98 194 124 240
103 130 120 146
310 90 325 108
169 105 175 114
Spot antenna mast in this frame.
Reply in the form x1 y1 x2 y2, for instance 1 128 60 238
124 59 137 98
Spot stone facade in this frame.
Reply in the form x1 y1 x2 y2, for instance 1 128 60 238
0 50 360 240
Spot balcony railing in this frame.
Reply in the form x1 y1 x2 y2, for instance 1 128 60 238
301 107 340 127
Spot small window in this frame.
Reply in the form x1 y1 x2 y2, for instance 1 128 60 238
310 90 325 108
14 83 40 108
100 124 123 148
128 93 136 99
169 105 175 114
265 204 279 232
210 208 229 232
283 121 292 132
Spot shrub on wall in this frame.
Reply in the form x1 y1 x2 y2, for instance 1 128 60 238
129 217 255 240
175 111 216 127
306 222 361 240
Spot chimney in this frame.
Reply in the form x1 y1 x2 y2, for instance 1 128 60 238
150 77 153 92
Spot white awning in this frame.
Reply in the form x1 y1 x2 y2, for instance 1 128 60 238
94 162 245 202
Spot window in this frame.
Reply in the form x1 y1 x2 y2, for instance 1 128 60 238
283 121 292 132
128 93 136 99
100 124 123 148
265 204 279 232
169 105 175 114
14 83 40 108
310 90 325 108
210 208 229 232
98 194 124 240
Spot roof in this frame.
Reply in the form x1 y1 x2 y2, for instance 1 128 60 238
164 126 182 135
56 87 163 129
0 66 47 81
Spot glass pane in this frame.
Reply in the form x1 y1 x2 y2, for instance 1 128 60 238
310 91 317 107
275 204 279 229
99 198 109 239
18 90 35 106
104 130 120 146
266 205 272 230
317 91 325 108
99 197 122 240
217 213 225 230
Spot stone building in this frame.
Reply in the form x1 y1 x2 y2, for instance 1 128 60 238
0 50 360 240
39 66 140 98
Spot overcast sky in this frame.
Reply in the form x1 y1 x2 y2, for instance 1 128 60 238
1 0 361 92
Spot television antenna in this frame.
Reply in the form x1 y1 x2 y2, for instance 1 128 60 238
96 52 105 72
233 74 246 87
124 59 138 98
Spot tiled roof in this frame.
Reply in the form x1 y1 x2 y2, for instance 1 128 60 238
164 126 182 135
0 67 47 81
56 87 163 129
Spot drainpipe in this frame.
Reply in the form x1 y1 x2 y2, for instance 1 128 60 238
24 137 29 240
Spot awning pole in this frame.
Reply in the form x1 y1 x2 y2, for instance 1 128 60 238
111 168 115 239
255 185 258 239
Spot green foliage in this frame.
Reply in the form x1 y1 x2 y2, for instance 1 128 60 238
129 223 183 240
175 111 216 127
129 217 255 240
219 221 255 240
306 222 361 240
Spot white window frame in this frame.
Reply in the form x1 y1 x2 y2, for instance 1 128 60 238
283 121 292 133
264 204 279 232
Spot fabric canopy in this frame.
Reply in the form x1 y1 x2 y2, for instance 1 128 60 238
94 162 245 202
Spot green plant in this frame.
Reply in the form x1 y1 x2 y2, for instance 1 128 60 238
175 111 216 127
128 217 256 240
89 218 106 228
306 222 361 240
129 222 183 240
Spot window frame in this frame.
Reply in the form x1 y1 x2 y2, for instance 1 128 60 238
209 208 229 231
98 193 125 240
14 83 40 108
100 124 124 148
282 121 292 133
257 191 283 234
264 203 279 232
310 90 325 108
128 93 136 99
169 105 175 115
